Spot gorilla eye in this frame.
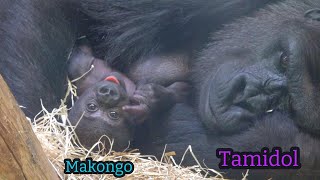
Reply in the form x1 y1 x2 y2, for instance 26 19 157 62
86 103 98 112
280 52 289 69
108 111 119 120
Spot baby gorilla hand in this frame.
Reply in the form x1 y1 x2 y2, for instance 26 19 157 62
123 82 190 124
166 82 191 103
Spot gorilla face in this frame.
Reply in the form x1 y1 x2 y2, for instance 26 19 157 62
204 50 288 133
196 2 320 134
68 78 134 150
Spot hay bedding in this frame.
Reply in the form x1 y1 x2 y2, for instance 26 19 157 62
27 79 248 180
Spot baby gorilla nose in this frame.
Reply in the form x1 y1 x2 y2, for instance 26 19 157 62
97 84 121 106
99 86 116 96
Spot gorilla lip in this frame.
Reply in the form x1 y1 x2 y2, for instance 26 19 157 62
104 76 120 85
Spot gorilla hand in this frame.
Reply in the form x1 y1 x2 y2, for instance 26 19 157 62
123 82 190 124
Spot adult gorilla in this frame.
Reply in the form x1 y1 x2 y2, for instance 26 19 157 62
0 0 275 119
193 0 320 135
81 0 320 178
192 0 320 178
142 1 320 178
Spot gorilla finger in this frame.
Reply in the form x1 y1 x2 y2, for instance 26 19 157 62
168 82 192 91
130 94 148 105
122 104 149 124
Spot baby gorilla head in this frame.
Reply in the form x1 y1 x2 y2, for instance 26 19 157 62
68 77 135 150
67 46 136 150
67 43 191 150
67 45 136 96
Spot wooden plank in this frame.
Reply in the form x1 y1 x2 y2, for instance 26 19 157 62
0 75 58 179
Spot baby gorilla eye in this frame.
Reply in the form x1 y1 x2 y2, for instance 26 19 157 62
108 111 120 120
86 103 98 112
280 52 289 69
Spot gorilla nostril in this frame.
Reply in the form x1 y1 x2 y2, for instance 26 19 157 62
237 79 246 95
229 73 263 105
231 75 247 103
97 84 121 106
264 78 287 94
99 86 111 95
109 89 116 96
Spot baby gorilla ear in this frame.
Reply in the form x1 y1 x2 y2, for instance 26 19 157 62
304 8 320 21
67 45 95 80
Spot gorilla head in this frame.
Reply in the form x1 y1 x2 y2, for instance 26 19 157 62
67 46 137 150
68 74 136 150
195 0 320 134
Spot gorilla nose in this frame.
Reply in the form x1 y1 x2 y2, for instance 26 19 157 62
97 84 120 104
225 72 287 112
264 78 287 94
99 86 116 96
228 73 261 104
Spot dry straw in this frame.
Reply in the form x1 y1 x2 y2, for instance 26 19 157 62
28 77 248 179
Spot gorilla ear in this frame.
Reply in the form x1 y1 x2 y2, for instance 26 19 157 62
304 8 320 21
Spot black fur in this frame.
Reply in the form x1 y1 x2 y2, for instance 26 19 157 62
193 0 320 134
142 104 320 179
80 0 280 70
2 0 320 179
0 0 79 117
0 0 278 118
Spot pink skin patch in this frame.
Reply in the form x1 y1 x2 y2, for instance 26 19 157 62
104 76 120 85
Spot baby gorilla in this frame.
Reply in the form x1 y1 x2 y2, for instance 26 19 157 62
67 45 190 150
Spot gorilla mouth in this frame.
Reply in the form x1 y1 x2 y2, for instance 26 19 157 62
235 101 256 113
235 94 281 114
104 76 120 85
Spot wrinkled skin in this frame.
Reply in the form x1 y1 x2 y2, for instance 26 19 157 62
194 0 320 135
73 0 320 178
70 0 279 152
3 0 320 179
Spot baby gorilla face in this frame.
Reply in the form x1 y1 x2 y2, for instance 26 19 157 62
68 75 135 150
